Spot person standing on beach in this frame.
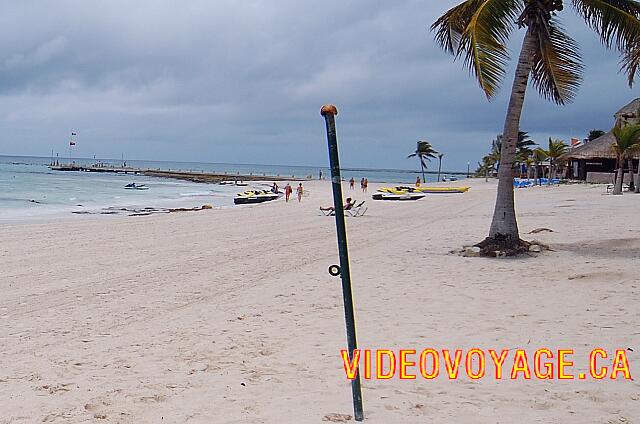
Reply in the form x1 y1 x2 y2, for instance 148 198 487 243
349 177 355 190
416 176 421 187
272 182 279 194
319 169 323 180
360 178 365 192
284 183 292 202
296 183 304 202
363 178 368 193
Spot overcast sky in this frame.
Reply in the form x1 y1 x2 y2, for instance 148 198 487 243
1 1 639 171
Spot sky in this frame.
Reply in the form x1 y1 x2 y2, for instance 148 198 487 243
1 0 639 171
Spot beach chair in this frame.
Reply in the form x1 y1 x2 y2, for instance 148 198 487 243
320 207 335 216
346 201 367 217
606 183 630 193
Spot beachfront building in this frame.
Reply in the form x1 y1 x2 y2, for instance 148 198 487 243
561 98 640 183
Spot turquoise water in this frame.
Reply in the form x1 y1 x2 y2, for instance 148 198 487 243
0 155 455 223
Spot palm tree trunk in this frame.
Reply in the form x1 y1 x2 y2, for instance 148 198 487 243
484 30 537 250
631 160 640 193
533 162 538 183
612 158 624 194
420 160 426 183
628 159 635 191
613 166 624 195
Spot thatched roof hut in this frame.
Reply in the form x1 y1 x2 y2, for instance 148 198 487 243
561 98 640 162
560 132 640 161
615 98 640 124
560 98 640 181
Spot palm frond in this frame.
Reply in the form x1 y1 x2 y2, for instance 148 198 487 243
573 0 640 50
432 0 523 99
612 123 640 156
621 40 640 85
431 0 476 54
530 18 584 104
573 0 640 86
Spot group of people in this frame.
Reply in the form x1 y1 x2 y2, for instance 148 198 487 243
348 177 368 192
277 182 304 203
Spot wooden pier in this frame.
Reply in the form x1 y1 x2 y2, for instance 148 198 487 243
49 165 305 183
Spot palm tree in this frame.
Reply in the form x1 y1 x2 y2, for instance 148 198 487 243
495 131 537 177
477 148 501 181
432 1 640 255
532 148 548 184
436 153 445 182
611 124 640 194
542 138 569 182
408 140 438 182
588 129 605 141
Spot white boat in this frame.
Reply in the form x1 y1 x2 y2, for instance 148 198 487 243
219 180 249 186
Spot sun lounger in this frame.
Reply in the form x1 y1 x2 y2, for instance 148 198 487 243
606 183 630 193
320 201 367 217
346 201 367 217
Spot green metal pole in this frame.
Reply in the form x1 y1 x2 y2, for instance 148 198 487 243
320 104 364 421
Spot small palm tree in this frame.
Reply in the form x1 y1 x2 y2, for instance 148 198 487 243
532 148 548 184
477 149 501 181
408 140 438 182
611 124 640 194
436 153 445 182
432 1 640 255
542 138 569 182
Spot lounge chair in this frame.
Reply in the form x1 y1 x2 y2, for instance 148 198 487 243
606 183 630 193
320 200 366 217
346 201 367 217
320 207 335 216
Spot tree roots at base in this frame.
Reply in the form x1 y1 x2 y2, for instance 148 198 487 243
475 234 531 257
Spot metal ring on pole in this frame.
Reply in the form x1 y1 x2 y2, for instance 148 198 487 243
328 265 341 277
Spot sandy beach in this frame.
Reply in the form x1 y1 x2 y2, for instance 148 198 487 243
1 179 639 423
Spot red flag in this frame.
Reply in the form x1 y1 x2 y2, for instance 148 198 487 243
69 141 76 146
570 138 581 147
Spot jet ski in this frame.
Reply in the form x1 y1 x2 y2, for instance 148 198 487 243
372 187 425 201
234 190 279 205
124 183 149 190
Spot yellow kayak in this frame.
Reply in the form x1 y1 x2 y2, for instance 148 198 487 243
416 186 470 194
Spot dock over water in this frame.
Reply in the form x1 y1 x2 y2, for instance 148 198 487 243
49 165 305 183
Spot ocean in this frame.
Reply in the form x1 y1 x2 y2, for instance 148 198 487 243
0 155 455 223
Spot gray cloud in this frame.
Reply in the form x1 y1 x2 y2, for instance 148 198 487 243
1 0 639 170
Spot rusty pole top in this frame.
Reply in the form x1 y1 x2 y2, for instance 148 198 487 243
320 104 338 117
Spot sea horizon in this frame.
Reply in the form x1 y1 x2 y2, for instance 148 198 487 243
1 154 467 176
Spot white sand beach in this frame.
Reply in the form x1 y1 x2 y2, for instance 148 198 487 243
1 179 639 423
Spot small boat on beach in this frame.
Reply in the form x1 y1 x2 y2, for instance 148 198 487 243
124 183 149 190
234 190 279 205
